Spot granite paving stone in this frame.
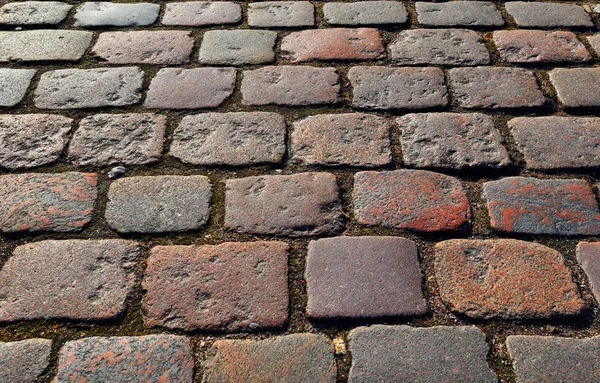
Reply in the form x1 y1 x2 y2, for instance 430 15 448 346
0 339 52 383
586 34 600 55
0 1 72 25
0 30 92 62
494 30 591 63
576 242 600 304
162 1 242 26
248 1 314 27
505 2 593 28
199 30 277 65
415 1 504 27
549 68 600 108
0 69 35 107
323 1 408 25
74 2 160 27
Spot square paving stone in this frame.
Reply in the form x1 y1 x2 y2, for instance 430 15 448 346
0 1 72 25
415 1 504 26
0 339 52 383
577 242 600 305
305 236 427 319
199 30 277 65
323 1 408 25
162 1 242 26
0 68 35 107
248 1 314 27
505 2 593 27
549 68 600 108
74 2 160 27
0 30 92 62
494 30 591 63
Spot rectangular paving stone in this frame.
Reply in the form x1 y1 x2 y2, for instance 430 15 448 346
203 334 336 383
199 30 277 65
105 175 212 233
74 2 160 27
577 242 600 305
56 335 194 383
549 68 600 108
494 30 591 63
510 116 600 170
0 69 35 107
241 66 340 106
586 34 600 56
170 112 286 166
0 172 96 233
353 170 471 232
248 1 314 27
349 66 447 110
435 239 584 320
415 1 504 27
306 236 427 319
0 239 139 322
68 113 166 166
225 172 343 237
162 1 242 26
0 339 52 383
505 2 593 27
0 30 92 62
323 1 408 25
483 177 600 235
291 113 391 167
145 68 236 109
398 113 510 169
143 241 289 331
391 29 490 66
93 31 194 65
349 325 497 383
0 1 72 25
35 67 143 109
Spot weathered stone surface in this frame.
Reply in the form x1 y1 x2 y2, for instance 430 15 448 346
0 1 71 25
281 28 385 62
353 170 471 232
510 116 600 170
494 30 591 63
225 172 343 237
105 175 212 233
349 66 447 109
0 69 35 107
0 172 96 233
241 66 340 106
35 67 143 109
93 31 194 65
203 334 336 383
162 1 242 25
0 339 52 383
143 241 289 331
0 239 139 321
507 335 600 383
549 68 600 108
248 1 314 27
291 113 391 167
0 114 72 169
577 242 600 304
415 1 504 26
199 30 277 65
349 325 497 383
55 335 194 382
170 112 286 166
434 239 584 319
397 113 510 169
323 1 408 25
505 2 593 27
449 67 545 109
68 113 166 166
0 30 92 62
306 236 427 319
483 177 600 235
391 29 490 66
145 68 236 109
587 34 600 56
74 2 160 27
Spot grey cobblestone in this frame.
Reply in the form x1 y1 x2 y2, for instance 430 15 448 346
0 1 72 25
199 30 277 65
74 2 160 27
162 1 242 26
323 1 408 25
0 339 52 383
416 1 504 27
0 30 92 62
248 1 314 27
0 69 35 107
505 2 593 27
549 68 600 108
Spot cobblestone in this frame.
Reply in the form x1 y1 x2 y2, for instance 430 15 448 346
0 1 71 25
494 30 591 63
577 242 600 304
323 1 408 25
415 1 504 27
199 30 277 65
0 69 35 107
74 2 160 27
0 30 92 62
248 1 314 27
586 34 600 56
505 2 593 28
549 68 600 108
162 1 242 26
0 339 52 383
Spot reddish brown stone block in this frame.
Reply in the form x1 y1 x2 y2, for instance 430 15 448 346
494 30 591 63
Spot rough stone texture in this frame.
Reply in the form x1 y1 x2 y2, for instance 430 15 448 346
587 34 600 56
0 30 92 62
241 66 340 106
225 172 343 237
415 1 504 27
55 335 194 383
93 31 194 65
145 68 236 109
170 112 286 166
281 28 385 62
449 67 545 109
248 1 314 27
306 236 427 319
434 239 585 319
549 68 600 108
68 113 166 166
291 113 391 167
143 241 289 331
0 1 72 25
510 116 600 170
494 30 591 63
483 177 600 236
0 339 52 383
348 325 497 383
505 2 593 28
323 1 408 25
577 242 600 304
397 113 510 169
0 239 139 322
35 67 143 109
203 334 336 383
162 1 242 26
349 66 447 110
0 172 97 233
74 2 160 27
391 29 489 66
353 170 471 232
0 114 73 169
199 30 277 65
0 69 35 107
507 335 600 383
105 175 212 233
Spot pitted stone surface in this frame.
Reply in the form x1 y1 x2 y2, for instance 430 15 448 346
0 339 52 383
248 1 314 27
415 1 504 27
323 1 408 25
199 30 277 65
494 30 591 63
505 2 593 27
577 242 600 304
0 239 139 321
0 69 35 107
0 30 92 62
549 68 600 108
0 1 72 25
170 112 286 166
143 241 289 331
162 1 242 25
74 2 160 27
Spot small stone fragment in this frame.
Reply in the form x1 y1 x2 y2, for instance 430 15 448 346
108 166 127 180
0 339 52 383
74 2 160 27
577 242 600 304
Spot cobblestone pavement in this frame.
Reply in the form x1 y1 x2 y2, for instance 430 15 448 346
1 1 600 382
